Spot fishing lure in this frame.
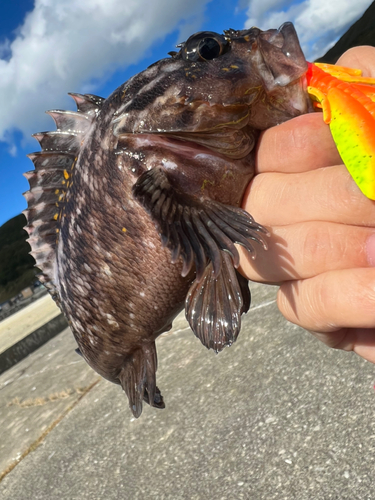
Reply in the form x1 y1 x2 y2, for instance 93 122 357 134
306 61 375 200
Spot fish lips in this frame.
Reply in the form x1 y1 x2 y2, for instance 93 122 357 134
256 22 308 91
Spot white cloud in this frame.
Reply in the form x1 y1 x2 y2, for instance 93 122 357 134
244 0 373 60
0 0 210 144
245 0 296 26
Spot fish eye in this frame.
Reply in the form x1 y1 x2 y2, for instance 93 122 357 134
182 31 230 62
199 37 222 60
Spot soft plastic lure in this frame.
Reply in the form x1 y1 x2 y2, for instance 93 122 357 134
306 62 375 200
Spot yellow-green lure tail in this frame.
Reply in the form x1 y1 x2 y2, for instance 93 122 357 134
307 61 375 200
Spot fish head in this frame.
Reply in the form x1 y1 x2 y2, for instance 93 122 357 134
113 22 311 156
175 22 310 127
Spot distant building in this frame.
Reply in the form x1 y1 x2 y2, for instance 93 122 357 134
20 287 33 299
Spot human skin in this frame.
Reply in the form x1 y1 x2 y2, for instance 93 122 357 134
240 46 375 364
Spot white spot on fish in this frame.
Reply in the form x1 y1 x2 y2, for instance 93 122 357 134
75 284 87 296
100 263 112 277
106 313 119 328
138 74 165 95
162 159 178 170
141 64 159 79
162 62 183 73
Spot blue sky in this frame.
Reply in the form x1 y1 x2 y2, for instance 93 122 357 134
0 0 372 227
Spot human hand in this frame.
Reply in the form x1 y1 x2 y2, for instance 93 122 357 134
240 46 375 363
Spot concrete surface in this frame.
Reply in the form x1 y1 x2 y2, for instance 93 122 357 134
0 295 67 374
0 295 61 353
0 282 374 499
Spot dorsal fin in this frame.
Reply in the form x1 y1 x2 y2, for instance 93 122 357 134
68 93 105 113
24 93 104 299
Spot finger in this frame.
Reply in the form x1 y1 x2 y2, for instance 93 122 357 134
255 113 341 174
239 221 375 283
337 46 375 78
277 268 375 332
309 328 375 364
243 164 375 227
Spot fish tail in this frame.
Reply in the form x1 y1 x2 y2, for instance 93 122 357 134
119 343 165 418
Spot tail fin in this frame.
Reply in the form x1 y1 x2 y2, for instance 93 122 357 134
118 343 165 418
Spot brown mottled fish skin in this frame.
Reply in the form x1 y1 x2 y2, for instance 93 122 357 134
24 23 312 417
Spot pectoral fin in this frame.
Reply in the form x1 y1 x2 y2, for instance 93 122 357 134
133 167 268 281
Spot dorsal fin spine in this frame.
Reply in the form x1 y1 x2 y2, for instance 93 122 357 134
24 92 104 297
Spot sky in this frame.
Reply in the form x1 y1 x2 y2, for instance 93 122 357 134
0 0 372 227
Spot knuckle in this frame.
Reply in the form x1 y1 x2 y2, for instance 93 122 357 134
300 223 333 268
354 273 375 322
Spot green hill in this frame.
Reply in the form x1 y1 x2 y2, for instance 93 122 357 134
0 214 37 303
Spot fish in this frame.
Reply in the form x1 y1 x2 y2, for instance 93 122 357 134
24 22 312 417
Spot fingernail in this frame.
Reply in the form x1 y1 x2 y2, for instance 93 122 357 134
366 233 375 266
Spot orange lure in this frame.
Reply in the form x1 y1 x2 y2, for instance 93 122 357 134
306 61 375 200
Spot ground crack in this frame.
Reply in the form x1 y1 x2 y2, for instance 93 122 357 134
7 386 93 408
0 378 100 483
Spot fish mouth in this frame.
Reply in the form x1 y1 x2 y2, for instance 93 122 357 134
248 22 311 119
256 22 308 90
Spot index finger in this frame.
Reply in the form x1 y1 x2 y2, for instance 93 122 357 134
337 46 375 78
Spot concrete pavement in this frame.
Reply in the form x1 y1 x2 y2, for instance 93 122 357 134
0 282 374 499
0 295 60 349
0 294 67 375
